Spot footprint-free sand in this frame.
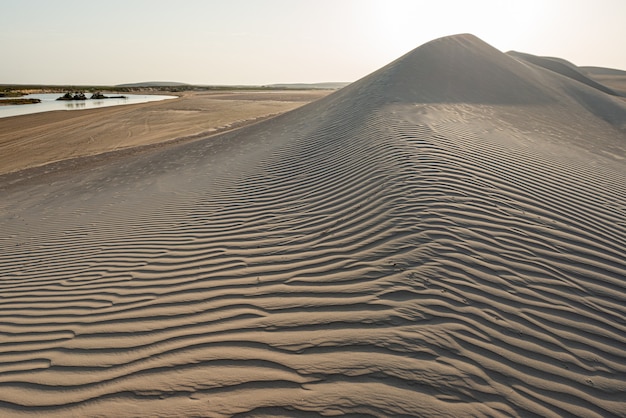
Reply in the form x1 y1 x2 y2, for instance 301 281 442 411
0 34 625 417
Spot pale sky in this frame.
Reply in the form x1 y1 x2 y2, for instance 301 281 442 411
2 0 625 85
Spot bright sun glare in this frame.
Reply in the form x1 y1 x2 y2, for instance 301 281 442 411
362 0 550 63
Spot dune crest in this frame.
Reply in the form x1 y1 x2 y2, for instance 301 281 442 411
506 50 622 96
1 34 625 417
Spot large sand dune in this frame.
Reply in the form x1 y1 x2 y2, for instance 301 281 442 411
1 34 625 417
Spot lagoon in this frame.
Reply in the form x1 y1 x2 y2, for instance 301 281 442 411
0 93 177 119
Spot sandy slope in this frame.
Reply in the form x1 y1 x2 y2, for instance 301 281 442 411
506 51 622 97
582 67 626 96
0 34 625 417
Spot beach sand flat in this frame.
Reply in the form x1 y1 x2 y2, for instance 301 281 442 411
0 90 330 176
0 34 625 417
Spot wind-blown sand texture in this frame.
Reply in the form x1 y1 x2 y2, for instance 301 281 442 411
0 34 625 417
0 90 329 176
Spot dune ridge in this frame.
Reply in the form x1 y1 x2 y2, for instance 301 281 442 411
506 50 622 97
0 34 625 417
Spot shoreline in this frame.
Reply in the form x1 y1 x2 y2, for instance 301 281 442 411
0 98 41 105
0 92 178 119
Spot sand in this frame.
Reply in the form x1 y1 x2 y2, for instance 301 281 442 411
582 67 626 96
0 90 330 176
0 34 625 417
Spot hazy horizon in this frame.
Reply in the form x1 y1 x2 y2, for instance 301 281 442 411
3 0 626 86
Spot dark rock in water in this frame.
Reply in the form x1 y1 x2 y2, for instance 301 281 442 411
90 92 128 100
57 92 87 101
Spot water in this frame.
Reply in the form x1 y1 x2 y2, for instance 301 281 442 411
0 93 177 118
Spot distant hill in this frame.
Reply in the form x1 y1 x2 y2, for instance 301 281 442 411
266 82 350 90
116 81 350 90
116 81 191 88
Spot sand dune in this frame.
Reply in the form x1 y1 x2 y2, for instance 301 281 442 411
581 67 626 97
506 51 622 97
1 34 625 417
